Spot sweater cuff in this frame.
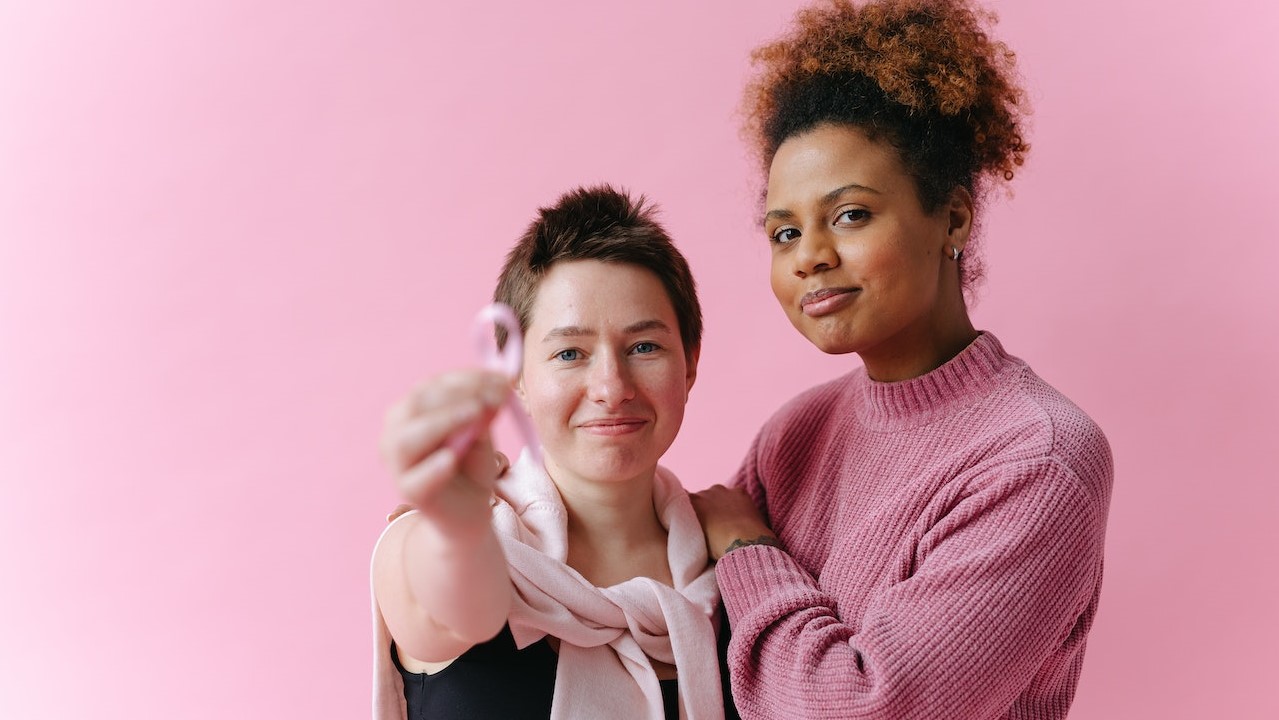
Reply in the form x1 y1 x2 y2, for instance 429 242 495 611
716 545 825 623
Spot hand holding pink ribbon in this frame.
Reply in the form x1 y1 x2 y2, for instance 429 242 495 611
446 303 543 466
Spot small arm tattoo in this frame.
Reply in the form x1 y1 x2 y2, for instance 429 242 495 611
723 535 783 556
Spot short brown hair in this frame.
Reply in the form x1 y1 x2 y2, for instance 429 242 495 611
493 185 702 358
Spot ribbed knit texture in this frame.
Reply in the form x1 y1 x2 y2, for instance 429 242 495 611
716 333 1112 720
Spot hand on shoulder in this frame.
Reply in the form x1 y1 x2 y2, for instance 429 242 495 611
689 484 779 561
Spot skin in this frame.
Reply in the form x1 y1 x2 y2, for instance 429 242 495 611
520 261 696 499
374 259 697 678
518 260 698 589
691 122 979 560
374 370 514 670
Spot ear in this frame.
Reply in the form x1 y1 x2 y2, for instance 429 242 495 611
684 344 701 396
944 186 974 253
513 374 530 412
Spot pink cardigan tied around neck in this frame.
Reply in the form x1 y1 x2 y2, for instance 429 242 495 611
372 450 724 720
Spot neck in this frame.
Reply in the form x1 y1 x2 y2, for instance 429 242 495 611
860 288 978 383
543 459 671 586
558 470 665 547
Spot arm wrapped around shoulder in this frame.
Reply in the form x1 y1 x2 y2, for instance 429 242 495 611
716 457 1109 720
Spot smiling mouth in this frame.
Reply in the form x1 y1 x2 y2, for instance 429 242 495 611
578 418 648 436
800 287 859 317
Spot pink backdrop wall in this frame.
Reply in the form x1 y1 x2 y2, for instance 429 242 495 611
2 0 1276 717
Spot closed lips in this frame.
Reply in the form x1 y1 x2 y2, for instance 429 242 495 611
578 418 648 434
800 287 858 308
800 287 860 317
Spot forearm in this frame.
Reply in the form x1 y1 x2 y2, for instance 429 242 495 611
717 546 880 719
372 511 511 661
716 468 1106 719
719 546 1007 719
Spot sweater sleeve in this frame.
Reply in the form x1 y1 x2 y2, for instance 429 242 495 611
716 458 1106 720
727 429 770 515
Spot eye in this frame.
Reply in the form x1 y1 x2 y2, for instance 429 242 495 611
770 227 800 245
835 208 870 225
555 349 580 362
632 342 659 355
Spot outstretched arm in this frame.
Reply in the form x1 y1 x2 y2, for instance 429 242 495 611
371 370 515 663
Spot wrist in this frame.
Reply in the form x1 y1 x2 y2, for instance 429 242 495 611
418 498 495 545
715 532 781 561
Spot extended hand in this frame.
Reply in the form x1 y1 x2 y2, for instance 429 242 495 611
380 370 511 537
385 452 511 523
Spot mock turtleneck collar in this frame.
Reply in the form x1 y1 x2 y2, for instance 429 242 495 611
852 332 1019 430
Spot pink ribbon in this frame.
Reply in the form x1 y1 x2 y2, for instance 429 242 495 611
447 303 543 465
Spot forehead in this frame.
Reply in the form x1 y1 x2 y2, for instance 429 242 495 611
527 260 676 329
765 124 910 206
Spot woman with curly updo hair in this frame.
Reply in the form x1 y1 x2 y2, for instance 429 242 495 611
690 1 1112 718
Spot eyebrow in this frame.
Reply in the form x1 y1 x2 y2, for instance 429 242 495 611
623 319 673 335
762 183 882 225
541 319 673 342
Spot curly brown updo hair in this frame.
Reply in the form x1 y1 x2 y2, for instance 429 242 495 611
744 0 1029 283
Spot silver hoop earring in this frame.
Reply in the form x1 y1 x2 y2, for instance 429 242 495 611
951 246 963 261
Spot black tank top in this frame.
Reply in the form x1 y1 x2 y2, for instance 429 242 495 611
391 613 739 719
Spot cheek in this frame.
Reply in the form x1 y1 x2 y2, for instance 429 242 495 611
863 239 918 289
636 362 688 405
521 372 574 429
769 257 793 307
658 366 695 415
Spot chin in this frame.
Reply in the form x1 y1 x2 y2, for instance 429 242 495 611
814 339 860 355
575 452 653 484
789 313 858 356
799 324 861 355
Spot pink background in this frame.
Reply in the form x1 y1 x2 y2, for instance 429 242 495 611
2 0 1276 717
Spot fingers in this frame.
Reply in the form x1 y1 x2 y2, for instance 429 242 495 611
381 370 511 473
382 370 515 512
386 504 414 523
399 430 498 525
689 483 733 507
691 483 728 495
407 370 510 418
382 370 508 431
458 430 499 496
387 399 485 473
396 446 460 507
494 451 511 478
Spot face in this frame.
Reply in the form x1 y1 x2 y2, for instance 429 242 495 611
764 123 971 365
517 260 697 487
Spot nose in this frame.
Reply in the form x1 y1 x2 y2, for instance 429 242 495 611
587 351 635 409
792 229 839 278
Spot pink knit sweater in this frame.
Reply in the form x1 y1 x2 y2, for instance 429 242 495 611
716 333 1112 720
